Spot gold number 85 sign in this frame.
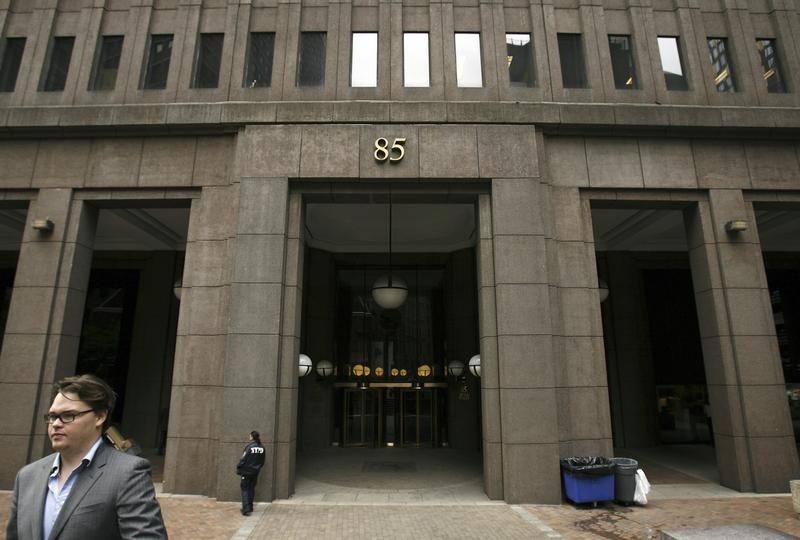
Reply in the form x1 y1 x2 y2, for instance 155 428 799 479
374 137 407 163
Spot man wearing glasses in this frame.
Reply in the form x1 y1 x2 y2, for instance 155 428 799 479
6 374 167 539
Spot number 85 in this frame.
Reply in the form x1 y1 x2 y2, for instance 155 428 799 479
374 138 407 162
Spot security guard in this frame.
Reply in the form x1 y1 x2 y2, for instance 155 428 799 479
236 430 266 515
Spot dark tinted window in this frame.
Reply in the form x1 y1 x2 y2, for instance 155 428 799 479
608 35 637 89
41 36 74 92
245 32 275 88
0 38 25 92
297 32 326 86
506 34 534 87
90 35 123 91
756 38 787 93
142 34 173 90
192 33 223 89
557 33 586 88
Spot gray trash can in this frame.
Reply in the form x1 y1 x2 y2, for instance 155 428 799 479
610 457 638 504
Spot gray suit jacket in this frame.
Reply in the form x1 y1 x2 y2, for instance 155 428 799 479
6 441 168 540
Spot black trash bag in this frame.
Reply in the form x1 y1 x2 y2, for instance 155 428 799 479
560 456 615 477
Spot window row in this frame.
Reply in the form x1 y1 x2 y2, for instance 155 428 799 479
0 30 789 93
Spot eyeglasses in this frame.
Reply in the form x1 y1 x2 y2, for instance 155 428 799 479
44 409 95 424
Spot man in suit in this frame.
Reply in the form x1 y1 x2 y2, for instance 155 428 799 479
6 374 167 540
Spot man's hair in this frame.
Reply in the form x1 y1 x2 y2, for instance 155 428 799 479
250 431 260 443
52 374 116 429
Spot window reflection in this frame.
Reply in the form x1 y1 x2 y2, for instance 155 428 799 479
707 38 735 92
455 33 482 88
297 32 326 86
506 33 534 87
192 33 224 89
90 36 123 91
756 38 787 93
41 36 75 92
142 34 173 90
0 38 26 92
558 33 587 88
245 32 274 88
351 32 377 87
657 36 688 91
403 33 429 87
608 35 637 89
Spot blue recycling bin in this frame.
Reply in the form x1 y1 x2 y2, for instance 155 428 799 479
560 457 615 504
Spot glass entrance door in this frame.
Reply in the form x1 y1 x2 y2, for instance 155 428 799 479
401 389 437 447
343 389 379 446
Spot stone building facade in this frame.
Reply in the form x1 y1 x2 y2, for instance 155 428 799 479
0 0 799 504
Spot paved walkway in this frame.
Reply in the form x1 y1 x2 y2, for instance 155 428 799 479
2 446 799 539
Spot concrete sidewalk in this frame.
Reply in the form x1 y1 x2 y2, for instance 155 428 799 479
2 488 799 539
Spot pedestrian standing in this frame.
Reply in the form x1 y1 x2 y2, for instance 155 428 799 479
6 374 167 539
236 431 265 516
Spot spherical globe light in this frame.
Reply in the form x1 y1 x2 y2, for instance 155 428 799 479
298 354 313 377
468 354 481 378
371 274 408 309
447 360 465 377
316 359 335 378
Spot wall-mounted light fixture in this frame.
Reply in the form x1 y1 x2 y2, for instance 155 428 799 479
298 354 313 377
316 359 334 378
725 220 748 233
32 218 54 232
447 360 465 378
468 354 481 378
173 280 182 300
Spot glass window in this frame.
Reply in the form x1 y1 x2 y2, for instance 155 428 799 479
707 38 735 92
297 32 326 86
244 32 274 88
192 33 224 88
89 35 123 91
756 38 787 93
455 33 482 88
557 33 587 88
657 36 688 91
0 38 25 92
506 33 534 87
403 33 429 87
40 36 74 92
608 35 637 89
142 34 173 90
351 32 377 87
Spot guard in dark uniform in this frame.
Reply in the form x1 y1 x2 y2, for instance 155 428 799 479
236 430 266 515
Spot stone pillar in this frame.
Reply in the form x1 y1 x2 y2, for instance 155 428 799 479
476 193 503 500
164 186 236 497
212 178 297 502
685 189 800 492
0 188 96 487
548 187 613 458
490 178 560 504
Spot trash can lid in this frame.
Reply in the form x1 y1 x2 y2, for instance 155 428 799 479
610 457 638 468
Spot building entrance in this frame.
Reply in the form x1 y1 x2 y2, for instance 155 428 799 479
340 386 444 447
297 189 483 480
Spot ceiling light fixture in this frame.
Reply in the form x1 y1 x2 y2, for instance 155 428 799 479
371 191 408 309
